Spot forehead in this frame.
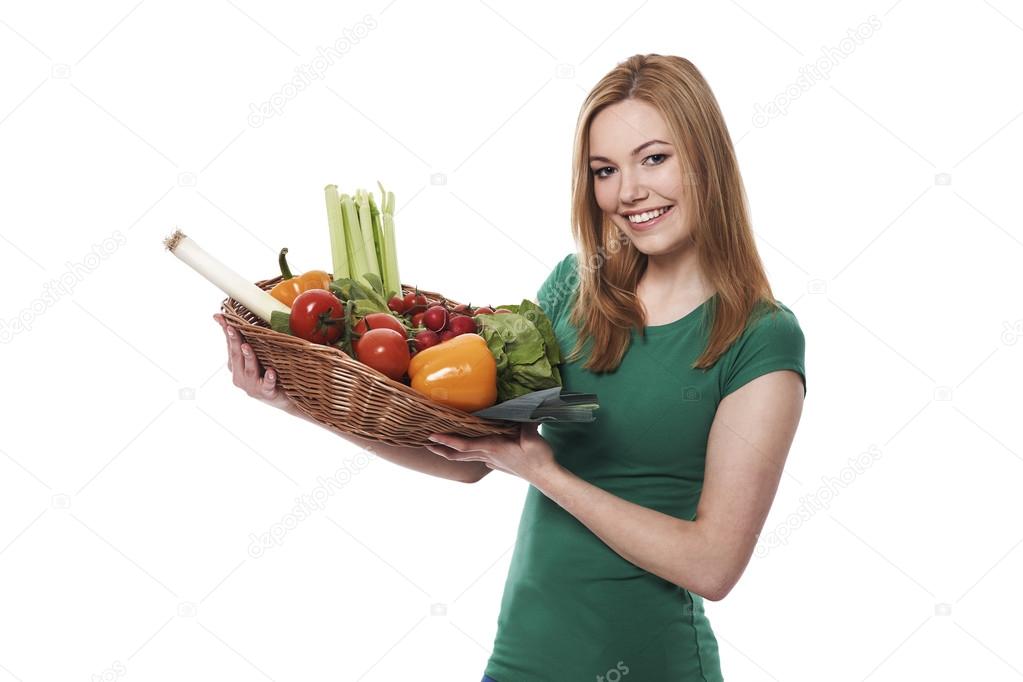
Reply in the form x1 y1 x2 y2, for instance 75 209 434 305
589 99 670 155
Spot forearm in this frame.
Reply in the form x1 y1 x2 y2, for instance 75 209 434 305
283 403 488 483
531 463 726 600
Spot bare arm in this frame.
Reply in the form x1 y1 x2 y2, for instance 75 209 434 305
215 313 489 484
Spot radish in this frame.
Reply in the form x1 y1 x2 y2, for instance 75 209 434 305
448 315 476 335
414 329 441 352
423 305 448 332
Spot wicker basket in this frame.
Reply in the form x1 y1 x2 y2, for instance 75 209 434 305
219 275 520 447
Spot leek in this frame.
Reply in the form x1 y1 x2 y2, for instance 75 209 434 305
163 229 290 324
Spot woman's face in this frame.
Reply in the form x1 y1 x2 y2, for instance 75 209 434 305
588 99 694 255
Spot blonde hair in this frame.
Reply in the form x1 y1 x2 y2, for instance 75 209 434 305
564 53 782 373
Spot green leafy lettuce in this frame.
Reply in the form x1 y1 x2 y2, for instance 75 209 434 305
476 299 563 402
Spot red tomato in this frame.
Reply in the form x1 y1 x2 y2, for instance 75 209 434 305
290 289 346 344
474 306 494 315
353 312 407 338
354 328 410 380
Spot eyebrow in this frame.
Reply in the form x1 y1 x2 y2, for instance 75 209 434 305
589 139 671 164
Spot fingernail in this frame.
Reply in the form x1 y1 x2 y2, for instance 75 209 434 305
427 436 440 443
267 370 275 380
242 346 250 356
227 328 234 337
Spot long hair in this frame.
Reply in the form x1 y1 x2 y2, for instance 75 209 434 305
564 54 781 373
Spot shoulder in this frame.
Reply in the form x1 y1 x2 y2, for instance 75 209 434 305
538 253 581 315
552 252 579 279
720 299 806 398
745 300 803 341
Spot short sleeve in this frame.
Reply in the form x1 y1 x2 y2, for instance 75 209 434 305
721 304 806 398
537 253 578 326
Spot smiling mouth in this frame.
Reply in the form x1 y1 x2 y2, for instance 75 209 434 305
623 205 673 225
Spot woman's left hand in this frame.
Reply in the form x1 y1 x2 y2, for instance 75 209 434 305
425 423 557 482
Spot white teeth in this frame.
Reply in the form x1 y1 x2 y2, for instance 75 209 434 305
626 206 670 224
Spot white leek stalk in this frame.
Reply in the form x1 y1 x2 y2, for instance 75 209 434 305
163 229 290 324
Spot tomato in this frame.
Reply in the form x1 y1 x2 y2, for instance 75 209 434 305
354 328 410 381
494 308 513 314
474 306 494 315
411 311 426 328
353 312 407 338
289 289 346 344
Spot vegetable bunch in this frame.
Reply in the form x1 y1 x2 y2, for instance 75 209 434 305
164 181 565 416
325 182 400 300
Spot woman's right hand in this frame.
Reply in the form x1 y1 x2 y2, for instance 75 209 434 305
214 313 294 412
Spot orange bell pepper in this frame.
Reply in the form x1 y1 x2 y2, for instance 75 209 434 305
407 333 498 412
269 248 332 306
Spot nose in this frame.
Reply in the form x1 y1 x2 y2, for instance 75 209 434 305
618 169 648 207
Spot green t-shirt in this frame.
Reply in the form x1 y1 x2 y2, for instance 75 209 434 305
484 253 806 681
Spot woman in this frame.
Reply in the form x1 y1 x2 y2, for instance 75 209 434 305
217 53 805 681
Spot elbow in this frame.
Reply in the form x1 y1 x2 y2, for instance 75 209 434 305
686 523 739 602
687 571 733 602
459 463 492 484
701 578 732 602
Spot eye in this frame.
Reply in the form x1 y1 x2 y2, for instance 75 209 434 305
644 153 668 166
592 166 615 179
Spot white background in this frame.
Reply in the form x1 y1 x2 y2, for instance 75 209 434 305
2 1 1022 680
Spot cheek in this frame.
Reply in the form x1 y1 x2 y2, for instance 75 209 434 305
593 180 617 213
658 161 686 201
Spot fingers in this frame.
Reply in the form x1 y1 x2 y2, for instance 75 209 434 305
241 341 259 381
260 366 278 398
215 314 286 406
227 326 243 379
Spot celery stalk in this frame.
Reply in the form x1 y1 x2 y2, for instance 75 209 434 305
340 193 371 285
368 192 385 284
377 181 401 298
356 189 381 284
324 185 350 280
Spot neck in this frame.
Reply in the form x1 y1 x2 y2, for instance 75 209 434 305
639 243 714 301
